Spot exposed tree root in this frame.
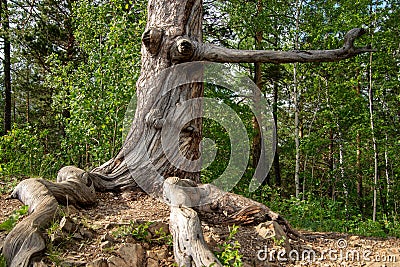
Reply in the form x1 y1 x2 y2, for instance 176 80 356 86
2 166 303 267
3 170 96 267
196 188 304 240
170 206 222 266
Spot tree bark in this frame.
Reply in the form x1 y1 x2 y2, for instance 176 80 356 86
3 170 96 267
1 0 12 135
194 28 373 64
293 0 302 198
369 1 379 222
294 61 301 198
273 79 281 186
3 0 374 265
369 51 379 222
252 0 264 183
164 177 222 266
355 69 364 216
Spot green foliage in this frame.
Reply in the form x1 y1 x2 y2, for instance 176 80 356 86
46 219 62 238
215 225 243 267
48 0 146 169
253 188 400 238
272 235 286 247
0 126 61 177
113 221 172 245
152 227 174 247
0 205 28 232
130 221 151 241
0 254 6 267
45 242 63 266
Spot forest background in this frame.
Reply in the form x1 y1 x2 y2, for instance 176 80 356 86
0 0 399 237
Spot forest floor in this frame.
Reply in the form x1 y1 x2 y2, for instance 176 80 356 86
1 188 400 267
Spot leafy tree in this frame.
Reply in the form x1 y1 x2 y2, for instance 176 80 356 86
49 0 146 168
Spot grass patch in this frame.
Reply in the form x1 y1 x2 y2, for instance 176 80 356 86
113 221 173 246
0 205 29 232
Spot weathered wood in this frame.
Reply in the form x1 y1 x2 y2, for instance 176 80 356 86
3 179 58 267
91 0 205 187
170 207 222 267
3 168 96 267
194 184 304 240
164 177 221 267
174 28 374 64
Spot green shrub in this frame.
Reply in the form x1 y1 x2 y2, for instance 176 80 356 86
0 254 6 267
215 225 243 267
0 126 62 178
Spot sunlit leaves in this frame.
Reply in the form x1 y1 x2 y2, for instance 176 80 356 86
48 0 146 168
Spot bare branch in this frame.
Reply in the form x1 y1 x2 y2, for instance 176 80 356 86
192 28 375 64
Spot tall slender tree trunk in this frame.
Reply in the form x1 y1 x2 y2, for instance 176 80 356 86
355 69 364 215
1 0 12 134
26 92 30 124
369 0 379 222
252 0 264 183
337 123 348 219
385 134 390 211
293 63 300 197
293 0 302 198
252 63 263 173
369 51 379 222
273 80 281 186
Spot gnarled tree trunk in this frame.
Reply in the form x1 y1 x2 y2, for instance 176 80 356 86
2 0 373 266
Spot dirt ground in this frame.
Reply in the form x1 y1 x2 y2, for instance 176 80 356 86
1 189 400 267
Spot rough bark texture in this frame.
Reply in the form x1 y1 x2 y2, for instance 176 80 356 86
3 169 96 267
3 0 374 266
91 0 204 192
164 177 222 266
196 28 373 63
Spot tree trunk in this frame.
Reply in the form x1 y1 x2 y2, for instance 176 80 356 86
1 0 12 135
337 123 348 220
91 0 205 191
252 62 263 174
369 51 379 222
355 69 364 216
293 0 302 198
369 0 379 223
384 134 390 212
273 80 281 186
294 64 301 197
26 91 30 124
3 0 374 265
251 0 263 176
